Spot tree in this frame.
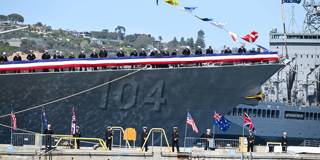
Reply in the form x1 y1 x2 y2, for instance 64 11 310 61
7 13 24 24
115 26 126 40
186 37 195 50
195 30 206 48
35 22 43 27
180 37 186 46
132 34 155 49
167 37 179 49
0 15 7 22
20 39 37 52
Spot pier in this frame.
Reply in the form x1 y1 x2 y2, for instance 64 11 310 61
0 145 320 160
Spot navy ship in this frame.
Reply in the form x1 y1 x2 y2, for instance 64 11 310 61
0 53 283 144
216 0 320 146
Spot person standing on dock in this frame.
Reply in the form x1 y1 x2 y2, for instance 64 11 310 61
247 131 255 152
44 124 54 150
281 132 288 153
141 127 149 152
172 127 180 152
105 126 113 150
73 126 81 149
201 129 213 150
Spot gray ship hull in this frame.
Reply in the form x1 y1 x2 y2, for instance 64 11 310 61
0 64 283 143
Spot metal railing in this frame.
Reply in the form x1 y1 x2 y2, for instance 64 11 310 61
12 133 72 148
302 139 320 147
12 133 35 146
184 137 239 149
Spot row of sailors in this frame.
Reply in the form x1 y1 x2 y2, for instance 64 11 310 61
0 46 262 63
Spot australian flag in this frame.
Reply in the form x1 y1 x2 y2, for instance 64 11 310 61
213 112 230 132
282 0 301 4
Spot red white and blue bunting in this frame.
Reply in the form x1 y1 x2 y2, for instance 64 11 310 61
0 53 279 71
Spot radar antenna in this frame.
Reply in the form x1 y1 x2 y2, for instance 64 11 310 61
303 0 320 33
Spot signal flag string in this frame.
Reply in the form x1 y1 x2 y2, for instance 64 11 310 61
0 66 147 120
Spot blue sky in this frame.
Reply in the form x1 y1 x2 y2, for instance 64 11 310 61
1 0 305 49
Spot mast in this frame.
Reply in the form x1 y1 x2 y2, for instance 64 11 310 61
281 0 289 59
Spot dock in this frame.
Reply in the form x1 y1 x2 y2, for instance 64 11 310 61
0 145 320 160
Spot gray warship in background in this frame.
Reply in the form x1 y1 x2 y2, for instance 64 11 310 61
221 0 320 146
0 58 283 144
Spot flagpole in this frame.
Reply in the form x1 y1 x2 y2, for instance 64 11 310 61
11 113 13 145
183 120 188 150
281 0 289 58
10 107 13 145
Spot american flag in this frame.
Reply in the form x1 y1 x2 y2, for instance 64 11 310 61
71 107 77 135
243 112 255 132
186 112 199 133
11 111 17 130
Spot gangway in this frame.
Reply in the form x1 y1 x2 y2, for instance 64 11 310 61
53 137 107 150
111 126 131 148
141 128 171 152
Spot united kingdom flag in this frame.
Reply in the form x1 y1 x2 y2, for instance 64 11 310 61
243 112 256 132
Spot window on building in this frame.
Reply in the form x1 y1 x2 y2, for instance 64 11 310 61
271 110 276 118
238 108 243 116
318 113 320 120
233 108 237 116
307 55 309 58
306 112 309 120
267 110 271 118
248 109 253 116
253 109 257 117
262 110 266 118
243 108 248 115
301 55 303 58
310 113 314 120
276 110 280 118
314 113 317 120
311 55 314 58
258 109 262 117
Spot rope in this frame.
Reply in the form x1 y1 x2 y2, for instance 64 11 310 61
0 123 38 134
0 67 146 119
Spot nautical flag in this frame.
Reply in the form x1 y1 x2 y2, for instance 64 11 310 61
196 16 213 22
71 107 77 135
242 31 259 43
165 0 179 6
243 112 255 132
228 32 238 42
186 112 199 133
210 22 227 30
282 0 301 4
183 7 197 13
41 108 48 132
213 112 230 132
11 111 17 130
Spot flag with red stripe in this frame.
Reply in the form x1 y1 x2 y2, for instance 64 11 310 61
11 111 17 130
186 112 199 133
243 112 255 132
